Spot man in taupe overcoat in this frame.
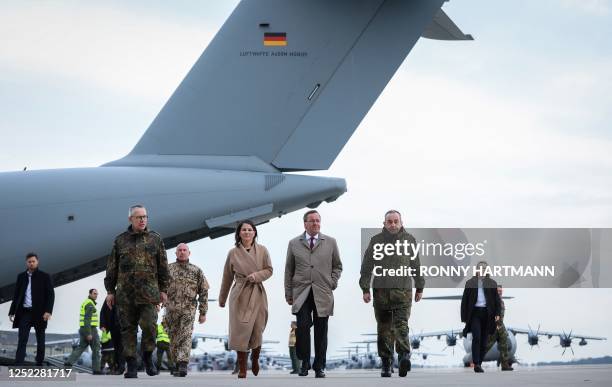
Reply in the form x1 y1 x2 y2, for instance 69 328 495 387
284 210 342 378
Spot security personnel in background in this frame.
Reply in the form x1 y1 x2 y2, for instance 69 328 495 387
65 289 102 374
359 210 425 378
156 315 174 372
100 329 116 374
288 321 299 374
165 243 208 377
104 204 170 378
485 284 513 371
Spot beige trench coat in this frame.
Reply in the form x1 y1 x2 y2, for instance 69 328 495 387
219 243 273 351
284 233 342 317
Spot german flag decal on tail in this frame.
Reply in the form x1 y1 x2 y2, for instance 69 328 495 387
264 32 287 46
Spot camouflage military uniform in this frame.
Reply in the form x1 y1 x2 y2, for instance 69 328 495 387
165 261 209 363
359 228 425 360
104 226 169 359
486 298 510 366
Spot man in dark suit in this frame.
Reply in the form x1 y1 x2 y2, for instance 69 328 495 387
8 252 55 366
100 294 125 374
284 210 343 378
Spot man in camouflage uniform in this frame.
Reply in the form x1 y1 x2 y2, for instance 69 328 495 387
359 210 425 378
486 284 513 371
165 243 209 377
104 205 170 378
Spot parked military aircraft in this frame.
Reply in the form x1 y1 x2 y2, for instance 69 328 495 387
0 0 472 302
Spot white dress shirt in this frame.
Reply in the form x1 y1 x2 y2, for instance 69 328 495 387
23 271 33 308
475 278 486 307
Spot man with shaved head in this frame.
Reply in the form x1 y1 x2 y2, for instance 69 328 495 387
359 210 425 378
165 243 209 377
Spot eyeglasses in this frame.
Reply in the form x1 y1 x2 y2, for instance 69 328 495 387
131 215 148 221
305 220 320 224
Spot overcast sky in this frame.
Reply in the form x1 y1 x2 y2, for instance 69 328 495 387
1 0 611 366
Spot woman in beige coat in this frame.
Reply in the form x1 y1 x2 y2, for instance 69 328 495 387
219 220 273 378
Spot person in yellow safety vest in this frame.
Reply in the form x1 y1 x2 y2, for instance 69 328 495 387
65 289 102 374
156 317 174 371
100 329 116 374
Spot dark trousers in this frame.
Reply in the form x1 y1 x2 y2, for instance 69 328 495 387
470 307 489 365
110 327 125 369
289 346 299 372
15 309 46 365
295 290 329 371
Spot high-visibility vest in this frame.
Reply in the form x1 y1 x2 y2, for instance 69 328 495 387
79 298 98 327
157 323 170 343
101 330 112 344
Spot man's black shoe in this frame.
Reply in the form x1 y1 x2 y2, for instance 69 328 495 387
299 360 310 376
315 370 326 378
398 353 411 377
474 365 484 373
143 352 159 376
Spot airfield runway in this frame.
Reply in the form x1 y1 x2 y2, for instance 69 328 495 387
1 365 611 386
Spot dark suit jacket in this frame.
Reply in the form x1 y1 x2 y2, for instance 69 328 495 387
100 301 120 331
460 276 501 337
9 269 55 329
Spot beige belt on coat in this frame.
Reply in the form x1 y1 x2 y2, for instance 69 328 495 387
235 275 263 323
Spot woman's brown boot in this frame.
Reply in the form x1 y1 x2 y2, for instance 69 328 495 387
251 347 261 376
237 351 248 378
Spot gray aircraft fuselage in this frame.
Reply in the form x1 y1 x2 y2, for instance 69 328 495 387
0 166 345 302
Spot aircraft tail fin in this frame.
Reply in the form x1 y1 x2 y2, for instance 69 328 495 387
109 0 459 172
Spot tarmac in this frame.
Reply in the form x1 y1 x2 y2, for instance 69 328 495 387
1 365 611 387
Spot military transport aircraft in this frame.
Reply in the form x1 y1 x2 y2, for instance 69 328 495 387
0 0 472 301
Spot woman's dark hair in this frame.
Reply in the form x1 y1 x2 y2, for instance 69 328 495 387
234 220 258 247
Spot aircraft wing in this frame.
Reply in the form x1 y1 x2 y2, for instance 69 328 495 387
508 327 606 340
422 295 514 300
192 333 228 341
192 333 279 343
413 351 445 357
44 338 79 346
417 329 465 338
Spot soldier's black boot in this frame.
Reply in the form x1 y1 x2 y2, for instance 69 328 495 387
501 362 514 371
143 351 159 376
398 352 411 377
177 361 188 377
381 358 392 377
124 357 138 378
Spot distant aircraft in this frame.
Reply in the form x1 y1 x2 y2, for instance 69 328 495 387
0 0 472 302
415 295 606 366
507 326 606 357
345 340 444 370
